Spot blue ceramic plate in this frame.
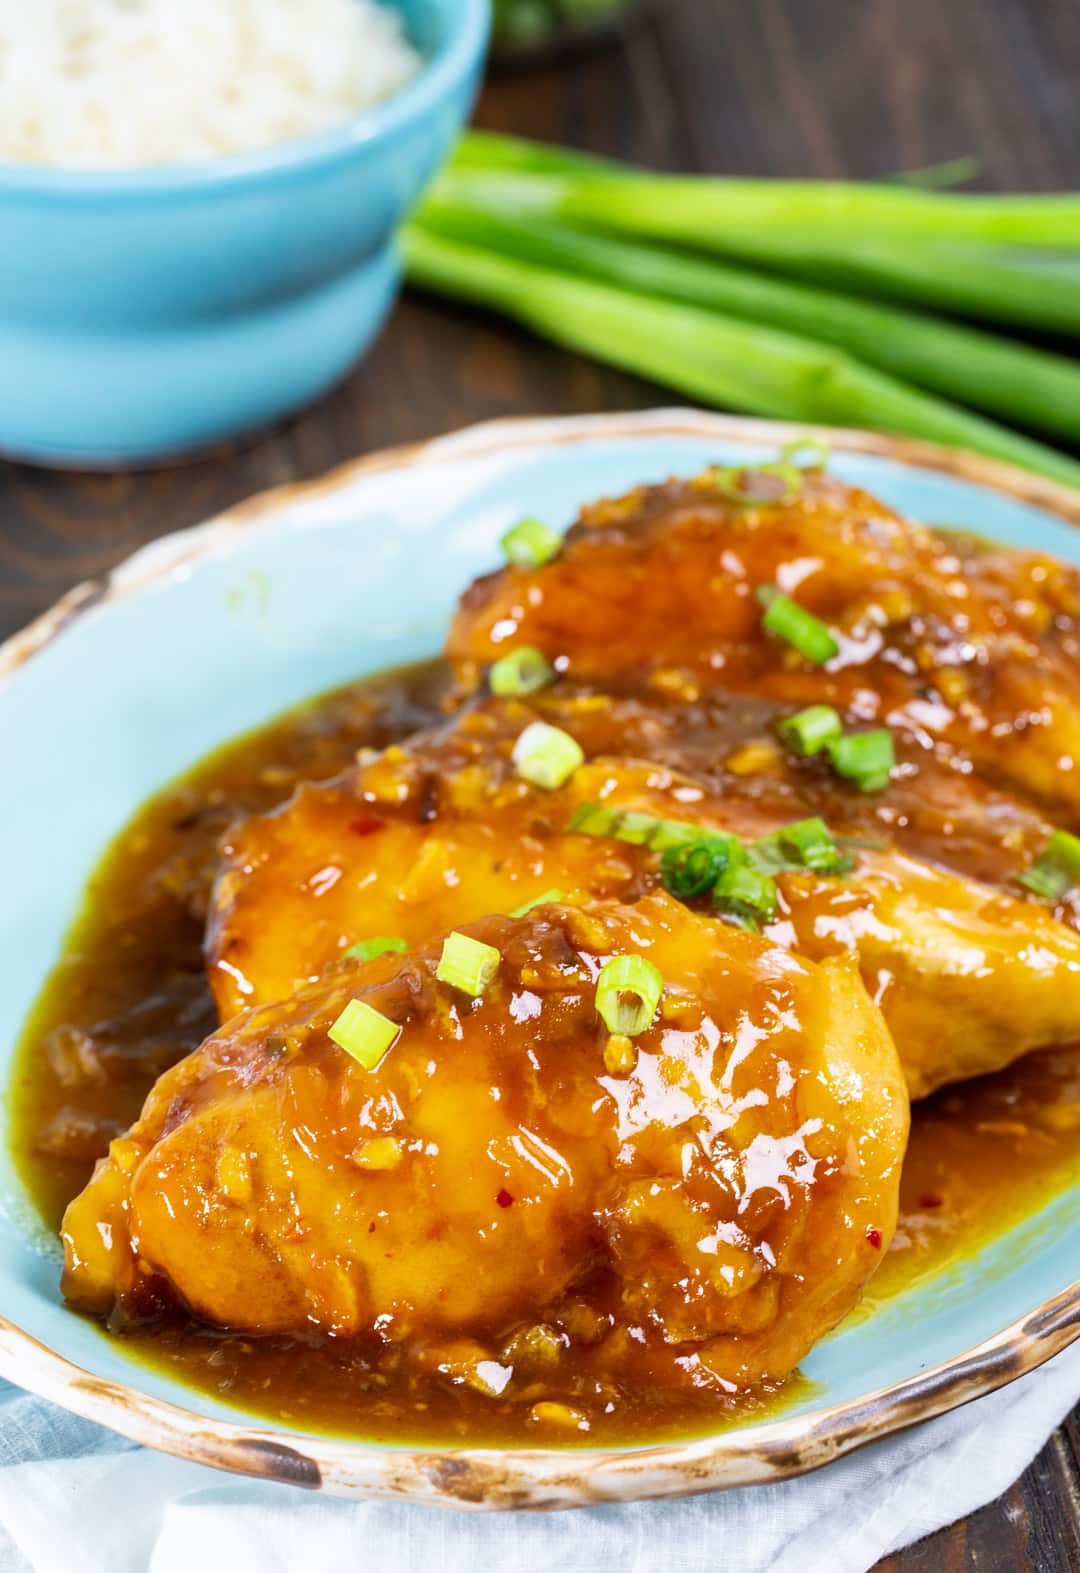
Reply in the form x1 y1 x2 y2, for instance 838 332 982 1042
1 411 1077 1509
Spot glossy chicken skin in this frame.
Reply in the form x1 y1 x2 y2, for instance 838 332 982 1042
577 760 1080 1100
209 701 652 1019
208 699 1080 1099
208 688 1050 1024
63 896 907 1393
449 472 1080 814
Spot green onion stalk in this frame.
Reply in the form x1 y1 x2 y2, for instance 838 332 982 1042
402 222 1080 489
449 131 623 178
442 151 1080 245
453 134 984 191
438 138 1080 335
416 198 1080 447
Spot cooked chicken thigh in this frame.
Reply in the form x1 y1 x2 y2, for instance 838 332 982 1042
449 471 1080 814
207 698 1080 1099
578 760 1080 1100
63 896 907 1394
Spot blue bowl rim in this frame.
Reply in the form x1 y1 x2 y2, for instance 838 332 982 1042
0 0 490 201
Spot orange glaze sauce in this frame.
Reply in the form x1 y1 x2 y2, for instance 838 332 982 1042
8 659 1080 1445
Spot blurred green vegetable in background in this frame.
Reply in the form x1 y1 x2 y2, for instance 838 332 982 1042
493 0 641 56
401 131 1080 487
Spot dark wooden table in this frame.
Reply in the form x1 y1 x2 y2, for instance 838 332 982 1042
2 0 1079 1565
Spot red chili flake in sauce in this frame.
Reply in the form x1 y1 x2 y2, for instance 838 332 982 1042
495 1189 514 1209
348 816 384 837
866 1227 883 1250
920 1193 944 1209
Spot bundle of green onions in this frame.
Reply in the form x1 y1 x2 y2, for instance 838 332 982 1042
402 132 1080 487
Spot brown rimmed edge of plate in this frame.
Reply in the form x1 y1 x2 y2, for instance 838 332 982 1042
1 407 1078 1509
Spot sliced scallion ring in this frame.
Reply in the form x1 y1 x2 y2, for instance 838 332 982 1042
328 999 400 1070
828 729 896 792
436 931 501 997
714 460 804 505
660 838 733 900
513 721 585 789
779 435 830 470
777 704 843 757
712 862 778 931
1018 829 1080 902
752 817 850 876
501 516 561 568
595 955 664 1037
756 586 839 665
490 645 554 697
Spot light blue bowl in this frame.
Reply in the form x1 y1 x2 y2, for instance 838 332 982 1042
0 0 489 467
0 412 1076 1507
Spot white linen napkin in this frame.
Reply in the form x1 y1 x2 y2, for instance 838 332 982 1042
0 1344 1076 1573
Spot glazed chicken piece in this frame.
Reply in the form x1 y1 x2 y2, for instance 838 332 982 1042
208 688 1053 1025
571 760 1080 1100
448 470 1080 814
208 698 1080 1099
209 699 655 1019
63 895 907 1396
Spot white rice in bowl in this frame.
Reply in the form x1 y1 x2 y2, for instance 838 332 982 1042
0 0 423 168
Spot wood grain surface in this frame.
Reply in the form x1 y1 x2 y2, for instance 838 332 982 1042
1 0 1078 1564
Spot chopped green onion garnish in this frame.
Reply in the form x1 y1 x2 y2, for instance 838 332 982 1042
751 829 802 876
838 833 889 852
780 435 830 470
513 721 584 789
436 931 502 997
778 817 847 874
1018 829 1080 902
757 586 839 665
661 838 734 900
490 645 555 697
511 889 565 917
571 798 850 909
829 730 896 792
501 516 561 568
1018 860 1068 903
714 460 803 505
777 704 844 757
712 862 778 931
328 999 400 1070
343 936 408 963
595 955 664 1037
752 817 850 876
568 801 620 838
569 801 713 852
